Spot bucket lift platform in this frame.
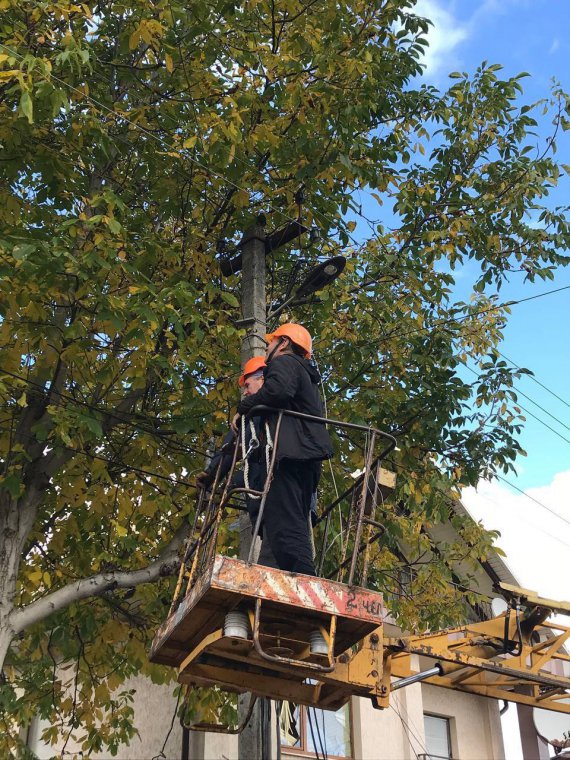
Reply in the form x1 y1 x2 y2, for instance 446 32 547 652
150 410 570 724
150 554 387 710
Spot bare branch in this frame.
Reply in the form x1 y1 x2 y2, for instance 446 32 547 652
10 522 189 635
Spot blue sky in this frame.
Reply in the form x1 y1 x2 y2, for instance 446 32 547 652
406 0 570 492
412 2 570 755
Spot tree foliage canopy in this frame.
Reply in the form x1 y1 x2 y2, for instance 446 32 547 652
1 0 569 753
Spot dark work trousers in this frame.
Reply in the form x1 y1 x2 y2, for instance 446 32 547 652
262 458 321 576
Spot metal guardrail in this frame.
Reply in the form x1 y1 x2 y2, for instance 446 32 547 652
169 407 397 612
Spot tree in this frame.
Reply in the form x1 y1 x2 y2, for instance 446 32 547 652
1 0 569 753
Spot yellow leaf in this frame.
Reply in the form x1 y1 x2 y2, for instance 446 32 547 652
17 391 27 407
129 29 141 50
165 53 174 72
28 567 42 584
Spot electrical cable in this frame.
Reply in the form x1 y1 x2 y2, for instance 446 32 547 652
0 422 199 492
151 687 182 760
5 38 569 384
509 386 570 433
319 707 328 759
497 349 570 411
311 706 328 760
495 473 570 527
389 702 421 760
389 450 570 546
0 41 327 246
4 35 568 336
391 690 432 758
306 707 323 760
275 700 282 760
0 366 210 459
459 362 570 447
316 284 570 359
516 400 570 446
312 350 345 554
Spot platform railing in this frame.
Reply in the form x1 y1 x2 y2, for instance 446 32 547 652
169 408 396 613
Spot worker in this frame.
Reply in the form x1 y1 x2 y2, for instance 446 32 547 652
196 357 278 565
231 323 333 576
196 355 266 515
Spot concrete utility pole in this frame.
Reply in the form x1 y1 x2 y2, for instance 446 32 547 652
238 220 267 564
236 216 308 759
238 220 267 760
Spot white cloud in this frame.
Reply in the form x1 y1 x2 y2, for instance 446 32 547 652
464 472 570 760
549 38 560 55
462 470 570 603
413 0 469 77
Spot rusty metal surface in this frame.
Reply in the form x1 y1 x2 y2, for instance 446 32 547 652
177 627 384 710
385 612 570 714
150 555 385 667
210 555 385 623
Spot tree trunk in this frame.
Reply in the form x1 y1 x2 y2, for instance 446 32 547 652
0 499 19 672
0 623 13 673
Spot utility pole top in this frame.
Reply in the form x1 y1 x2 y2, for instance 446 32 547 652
240 223 267 365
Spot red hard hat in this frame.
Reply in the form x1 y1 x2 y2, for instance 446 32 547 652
238 356 267 387
265 323 312 359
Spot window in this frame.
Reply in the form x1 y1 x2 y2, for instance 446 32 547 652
423 714 452 759
280 702 352 758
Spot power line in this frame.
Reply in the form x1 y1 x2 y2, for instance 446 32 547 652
516 400 570 446
0 422 199 492
460 362 570 448
497 348 570 412
423 446 570 528
510 385 570 434
495 473 570 527
0 366 210 459
317 284 570 368
5 40 569 344
0 42 319 245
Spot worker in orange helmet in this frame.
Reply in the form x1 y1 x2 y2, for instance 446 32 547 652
196 356 266 489
231 323 333 576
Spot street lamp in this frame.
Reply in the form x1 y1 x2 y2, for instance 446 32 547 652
268 255 346 323
294 256 346 298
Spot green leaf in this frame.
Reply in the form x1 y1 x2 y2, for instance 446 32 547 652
1 473 22 498
19 91 33 123
107 217 122 234
221 291 239 308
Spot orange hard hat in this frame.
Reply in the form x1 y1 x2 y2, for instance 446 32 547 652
238 356 267 387
265 323 312 359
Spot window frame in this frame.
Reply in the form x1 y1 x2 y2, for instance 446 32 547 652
423 712 453 760
280 702 353 759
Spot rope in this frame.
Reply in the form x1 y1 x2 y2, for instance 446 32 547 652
241 416 274 501
264 420 274 472
309 512 316 559
242 415 260 497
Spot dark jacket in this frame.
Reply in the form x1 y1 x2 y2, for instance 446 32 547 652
237 354 333 462
206 423 266 524
206 420 265 484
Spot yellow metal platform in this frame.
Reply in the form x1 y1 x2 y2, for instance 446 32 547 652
151 554 385 667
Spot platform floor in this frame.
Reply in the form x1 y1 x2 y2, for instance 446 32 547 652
150 555 385 668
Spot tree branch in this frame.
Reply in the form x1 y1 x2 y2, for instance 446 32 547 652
10 521 189 636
